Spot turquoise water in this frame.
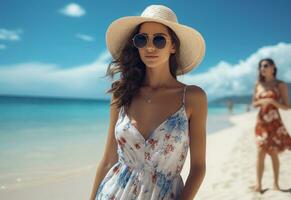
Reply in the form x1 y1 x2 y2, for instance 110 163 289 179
0 95 248 189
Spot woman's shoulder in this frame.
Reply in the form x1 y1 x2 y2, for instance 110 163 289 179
276 79 286 85
276 79 288 90
185 84 206 96
184 84 207 119
255 80 263 87
185 84 207 105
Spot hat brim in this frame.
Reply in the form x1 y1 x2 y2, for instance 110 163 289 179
106 16 206 75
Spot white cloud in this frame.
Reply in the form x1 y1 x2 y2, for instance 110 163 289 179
179 42 291 100
0 42 290 100
59 3 86 17
0 29 22 41
0 44 6 50
76 33 95 42
0 51 111 99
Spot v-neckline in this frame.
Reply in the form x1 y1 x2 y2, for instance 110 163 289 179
258 86 279 97
122 104 186 143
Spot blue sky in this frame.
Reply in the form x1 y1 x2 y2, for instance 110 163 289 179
0 0 291 100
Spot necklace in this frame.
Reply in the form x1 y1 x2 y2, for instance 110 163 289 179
141 89 154 103
145 97 152 103
141 86 162 103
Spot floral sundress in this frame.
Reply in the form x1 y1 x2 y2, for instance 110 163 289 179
254 81 291 153
95 85 189 200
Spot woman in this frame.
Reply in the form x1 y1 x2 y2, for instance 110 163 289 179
252 58 291 192
90 5 207 200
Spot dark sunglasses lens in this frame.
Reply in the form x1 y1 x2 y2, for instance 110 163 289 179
262 64 269 68
133 34 147 48
153 35 166 49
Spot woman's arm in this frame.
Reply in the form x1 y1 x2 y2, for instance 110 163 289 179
179 86 207 200
89 95 119 200
252 81 262 108
270 81 290 110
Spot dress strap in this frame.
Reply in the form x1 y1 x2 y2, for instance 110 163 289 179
119 105 125 117
182 85 187 105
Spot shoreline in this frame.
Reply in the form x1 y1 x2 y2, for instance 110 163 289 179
1 110 290 199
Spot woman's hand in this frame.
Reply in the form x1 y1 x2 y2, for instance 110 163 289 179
252 98 274 108
256 98 275 106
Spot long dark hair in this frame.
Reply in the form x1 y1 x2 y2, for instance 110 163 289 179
104 23 181 109
258 58 277 82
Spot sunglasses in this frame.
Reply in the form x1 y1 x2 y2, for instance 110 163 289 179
261 63 272 68
132 33 171 49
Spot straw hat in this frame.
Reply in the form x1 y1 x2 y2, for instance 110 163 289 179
106 4 206 75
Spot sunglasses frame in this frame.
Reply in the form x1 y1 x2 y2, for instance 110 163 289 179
132 33 172 49
261 63 272 68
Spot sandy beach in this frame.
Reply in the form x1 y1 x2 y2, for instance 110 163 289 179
1 110 291 200
182 109 291 200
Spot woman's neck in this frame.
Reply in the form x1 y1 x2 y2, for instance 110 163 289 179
264 76 275 82
143 64 175 89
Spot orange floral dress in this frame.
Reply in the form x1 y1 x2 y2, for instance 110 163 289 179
254 82 291 153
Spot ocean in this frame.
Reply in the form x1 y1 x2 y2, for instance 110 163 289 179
0 95 248 190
